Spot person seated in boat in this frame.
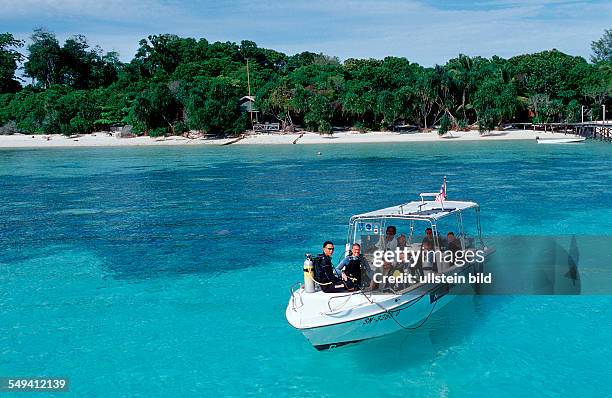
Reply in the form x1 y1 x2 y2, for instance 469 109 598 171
395 234 409 266
437 231 462 271
395 234 420 279
369 260 396 292
418 239 437 275
377 225 398 253
396 233 408 249
335 243 371 290
313 241 348 293
446 232 462 253
422 227 435 248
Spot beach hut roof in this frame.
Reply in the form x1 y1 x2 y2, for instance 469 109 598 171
240 96 258 112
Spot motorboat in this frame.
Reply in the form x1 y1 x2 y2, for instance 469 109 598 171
536 136 586 144
286 186 495 350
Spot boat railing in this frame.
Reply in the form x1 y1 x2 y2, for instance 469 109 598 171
419 192 439 201
290 281 304 311
326 291 360 313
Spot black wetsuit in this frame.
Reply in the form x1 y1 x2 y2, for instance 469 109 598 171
448 239 462 253
444 238 461 266
314 254 345 293
342 255 367 289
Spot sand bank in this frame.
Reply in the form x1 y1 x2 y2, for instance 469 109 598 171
0 132 234 148
235 130 579 145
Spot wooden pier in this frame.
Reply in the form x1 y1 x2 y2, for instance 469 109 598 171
511 122 612 142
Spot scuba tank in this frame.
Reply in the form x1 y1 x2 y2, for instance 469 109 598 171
303 254 315 293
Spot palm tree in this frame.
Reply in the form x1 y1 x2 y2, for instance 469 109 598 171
448 54 474 123
434 65 458 128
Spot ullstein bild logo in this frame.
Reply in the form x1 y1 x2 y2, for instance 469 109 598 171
371 270 492 286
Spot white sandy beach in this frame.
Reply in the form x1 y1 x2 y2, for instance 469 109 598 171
0 129 583 148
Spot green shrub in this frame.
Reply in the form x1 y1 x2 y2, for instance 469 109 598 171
70 115 93 133
438 114 450 135
318 120 332 134
354 122 368 133
148 127 168 137
478 109 499 133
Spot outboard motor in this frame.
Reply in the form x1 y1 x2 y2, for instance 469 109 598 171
303 254 315 293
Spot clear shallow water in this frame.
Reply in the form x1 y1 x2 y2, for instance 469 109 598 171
0 141 611 397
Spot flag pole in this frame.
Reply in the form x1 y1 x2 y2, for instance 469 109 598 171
442 176 447 209
440 176 446 210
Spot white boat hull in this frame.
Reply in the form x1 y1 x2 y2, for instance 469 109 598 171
286 264 478 350
537 137 586 144
293 287 455 350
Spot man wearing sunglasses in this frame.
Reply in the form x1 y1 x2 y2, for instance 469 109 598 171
314 241 347 293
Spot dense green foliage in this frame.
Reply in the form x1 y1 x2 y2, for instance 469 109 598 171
0 29 610 136
591 29 612 63
0 33 24 93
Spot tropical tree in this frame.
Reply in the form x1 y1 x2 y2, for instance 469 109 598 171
473 72 520 131
446 54 476 123
256 77 297 129
433 65 457 128
130 82 182 135
412 68 437 129
591 28 612 63
180 77 245 136
134 34 199 77
304 93 332 133
24 28 62 88
0 33 24 93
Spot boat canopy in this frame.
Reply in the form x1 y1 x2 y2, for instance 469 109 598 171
350 200 479 222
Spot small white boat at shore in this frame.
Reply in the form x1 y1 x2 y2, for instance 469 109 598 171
536 136 586 144
286 188 494 350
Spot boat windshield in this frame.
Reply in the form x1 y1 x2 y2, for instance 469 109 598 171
344 207 484 294
347 207 483 256
347 218 437 260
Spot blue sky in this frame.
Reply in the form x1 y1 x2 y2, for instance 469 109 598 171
1 0 611 65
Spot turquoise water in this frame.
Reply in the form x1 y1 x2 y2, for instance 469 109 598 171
0 141 611 397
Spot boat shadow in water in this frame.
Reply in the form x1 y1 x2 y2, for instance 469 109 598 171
338 294 493 371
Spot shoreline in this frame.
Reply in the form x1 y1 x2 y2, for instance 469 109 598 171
0 129 584 149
